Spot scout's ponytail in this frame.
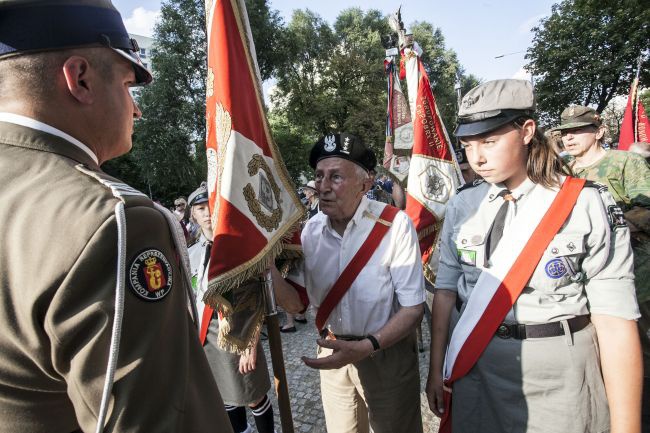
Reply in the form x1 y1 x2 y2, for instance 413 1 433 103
513 117 572 189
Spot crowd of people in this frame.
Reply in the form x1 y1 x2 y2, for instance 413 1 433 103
1 1 649 433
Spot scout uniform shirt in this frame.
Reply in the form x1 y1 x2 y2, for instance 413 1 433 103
0 115 232 433
435 177 640 324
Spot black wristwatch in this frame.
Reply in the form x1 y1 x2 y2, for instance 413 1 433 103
366 334 380 352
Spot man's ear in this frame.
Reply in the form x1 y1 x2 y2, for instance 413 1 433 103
61 56 94 105
595 126 606 141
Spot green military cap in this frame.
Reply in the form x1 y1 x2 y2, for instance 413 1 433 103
455 79 535 137
552 105 602 131
0 0 152 84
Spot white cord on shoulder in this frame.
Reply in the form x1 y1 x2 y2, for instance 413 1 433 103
95 201 127 433
153 203 200 327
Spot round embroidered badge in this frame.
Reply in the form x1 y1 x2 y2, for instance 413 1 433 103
128 249 173 301
544 258 567 279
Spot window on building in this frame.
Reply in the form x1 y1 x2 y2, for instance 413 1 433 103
140 48 147 58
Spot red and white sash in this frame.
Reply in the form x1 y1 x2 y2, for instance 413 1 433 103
439 177 585 432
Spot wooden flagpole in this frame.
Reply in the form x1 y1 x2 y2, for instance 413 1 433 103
262 272 294 433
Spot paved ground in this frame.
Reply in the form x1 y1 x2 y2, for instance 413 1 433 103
247 305 440 433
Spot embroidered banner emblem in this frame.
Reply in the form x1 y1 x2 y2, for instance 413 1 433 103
129 249 173 301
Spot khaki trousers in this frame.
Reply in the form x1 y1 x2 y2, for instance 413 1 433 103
318 333 423 433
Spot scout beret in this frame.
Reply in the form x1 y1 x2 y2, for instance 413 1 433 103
309 133 376 172
552 105 602 131
455 79 535 137
188 183 208 206
0 0 152 84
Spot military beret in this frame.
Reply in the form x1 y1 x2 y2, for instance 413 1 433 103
0 0 152 84
188 182 208 206
309 133 376 172
552 105 602 131
455 79 535 137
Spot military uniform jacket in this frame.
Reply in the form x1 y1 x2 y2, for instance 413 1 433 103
435 178 640 324
0 118 233 433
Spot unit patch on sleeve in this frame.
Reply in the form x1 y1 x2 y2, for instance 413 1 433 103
128 249 173 301
607 204 626 229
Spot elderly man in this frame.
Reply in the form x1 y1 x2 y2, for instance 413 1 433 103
0 1 232 432
274 133 426 433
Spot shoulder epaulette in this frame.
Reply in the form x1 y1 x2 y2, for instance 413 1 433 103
75 164 149 202
456 178 485 194
583 180 609 193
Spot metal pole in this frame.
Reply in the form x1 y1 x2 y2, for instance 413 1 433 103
262 271 294 433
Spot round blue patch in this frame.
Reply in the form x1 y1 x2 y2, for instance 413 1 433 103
545 258 567 279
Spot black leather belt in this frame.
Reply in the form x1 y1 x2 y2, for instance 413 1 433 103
495 315 590 340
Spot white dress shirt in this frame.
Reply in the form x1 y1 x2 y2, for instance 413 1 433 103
291 197 425 336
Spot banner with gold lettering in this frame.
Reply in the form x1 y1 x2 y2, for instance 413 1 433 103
204 0 303 352
403 49 462 282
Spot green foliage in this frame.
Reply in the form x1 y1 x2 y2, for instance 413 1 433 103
272 8 473 171
526 0 650 125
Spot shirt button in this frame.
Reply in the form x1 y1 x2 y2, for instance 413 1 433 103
551 247 559 255
489 194 495 199
461 239 467 245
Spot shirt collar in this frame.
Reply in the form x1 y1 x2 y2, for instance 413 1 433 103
487 177 535 202
0 112 99 165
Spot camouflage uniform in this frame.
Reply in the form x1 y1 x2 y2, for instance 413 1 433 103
570 149 650 386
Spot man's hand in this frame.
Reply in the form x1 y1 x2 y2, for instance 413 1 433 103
302 338 374 370
239 345 258 375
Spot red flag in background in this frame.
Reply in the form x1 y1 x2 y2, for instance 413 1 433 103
619 78 637 150
403 47 462 282
619 67 650 150
204 0 303 352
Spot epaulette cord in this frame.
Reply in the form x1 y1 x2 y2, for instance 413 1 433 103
583 180 608 193
456 178 485 194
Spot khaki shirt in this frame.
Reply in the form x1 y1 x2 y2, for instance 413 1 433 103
0 120 232 433
435 178 639 323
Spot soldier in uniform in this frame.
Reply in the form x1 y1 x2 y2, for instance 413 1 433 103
553 104 650 430
187 183 275 433
426 80 642 432
0 1 232 432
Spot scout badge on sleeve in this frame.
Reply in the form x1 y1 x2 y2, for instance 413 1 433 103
204 0 303 353
128 249 173 301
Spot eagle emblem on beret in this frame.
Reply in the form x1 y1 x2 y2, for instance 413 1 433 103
324 134 336 152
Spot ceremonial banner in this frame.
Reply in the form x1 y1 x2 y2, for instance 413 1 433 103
384 57 413 182
403 51 462 282
205 0 303 352
619 74 650 149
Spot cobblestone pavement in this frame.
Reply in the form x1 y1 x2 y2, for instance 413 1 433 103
247 306 440 433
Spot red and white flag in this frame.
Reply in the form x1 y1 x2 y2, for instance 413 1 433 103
403 47 462 281
383 56 414 182
619 74 650 149
203 0 303 350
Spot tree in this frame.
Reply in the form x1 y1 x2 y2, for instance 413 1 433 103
271 8 475 179
526 0 650 125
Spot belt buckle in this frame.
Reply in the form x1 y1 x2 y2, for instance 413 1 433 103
496 324 512 339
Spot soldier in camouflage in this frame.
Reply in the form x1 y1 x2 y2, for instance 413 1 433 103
554 104 650 429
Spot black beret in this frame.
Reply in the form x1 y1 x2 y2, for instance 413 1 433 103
309 133 376 172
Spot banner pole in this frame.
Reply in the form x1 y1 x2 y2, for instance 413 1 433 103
262 271 294 433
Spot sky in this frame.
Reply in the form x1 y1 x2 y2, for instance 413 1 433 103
114 0 558 82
